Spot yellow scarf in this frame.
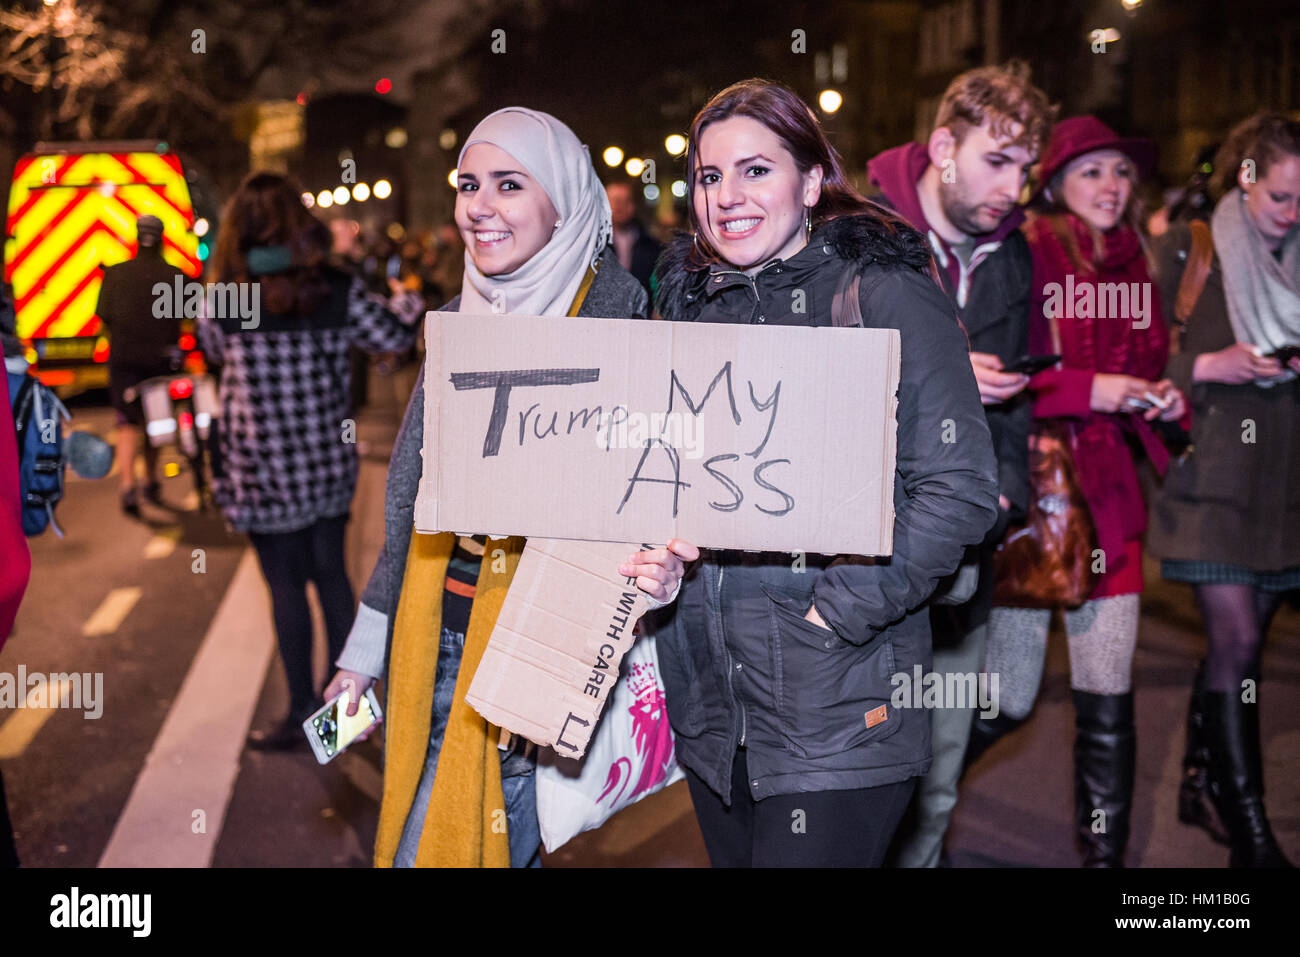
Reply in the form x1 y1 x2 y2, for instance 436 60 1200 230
373 264 597 868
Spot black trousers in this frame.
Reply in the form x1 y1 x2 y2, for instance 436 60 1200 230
248 513 355 720
0 765 18 867
683 748 916 867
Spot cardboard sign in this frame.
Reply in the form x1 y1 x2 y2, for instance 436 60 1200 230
464 538 650 755
415 312 900 555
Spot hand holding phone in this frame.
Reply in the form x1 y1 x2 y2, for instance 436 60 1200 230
303 686 383 764
1001 353 1062 376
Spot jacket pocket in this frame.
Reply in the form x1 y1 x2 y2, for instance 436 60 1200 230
649 606 706 737
762 584 900 760
1177 403 1255 508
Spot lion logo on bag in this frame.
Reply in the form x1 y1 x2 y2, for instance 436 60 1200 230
597 660 675 805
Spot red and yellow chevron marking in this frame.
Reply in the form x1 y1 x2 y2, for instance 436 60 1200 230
4 151 202 343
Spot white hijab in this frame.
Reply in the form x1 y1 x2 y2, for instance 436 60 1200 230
456 108 612 317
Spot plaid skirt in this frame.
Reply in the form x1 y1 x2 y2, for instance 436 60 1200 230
1161 560 1300 592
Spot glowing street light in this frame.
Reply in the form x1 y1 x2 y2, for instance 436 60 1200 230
373 179 392 199
447 168 459 188
819 89 843 113
664 134 687 156
603 146 624 167
332 186 350 205
316 190 334 209
352 182 370 202
301 192 315 208
625 157 645 177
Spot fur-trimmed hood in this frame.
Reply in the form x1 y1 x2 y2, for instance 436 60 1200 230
654 212 934 321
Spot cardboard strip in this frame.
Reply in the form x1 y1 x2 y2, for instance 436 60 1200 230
465 538 648 757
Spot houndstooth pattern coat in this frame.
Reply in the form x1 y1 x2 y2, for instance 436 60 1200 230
198 268 423 535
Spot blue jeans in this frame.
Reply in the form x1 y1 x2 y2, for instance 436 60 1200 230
394 627 540 868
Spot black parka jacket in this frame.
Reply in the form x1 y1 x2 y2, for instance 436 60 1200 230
648 215 1000 803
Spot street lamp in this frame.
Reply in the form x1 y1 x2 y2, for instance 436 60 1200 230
819 89 843 114
603 146 624 167
373 179 392 199
664 135 687 156
625 157 644 177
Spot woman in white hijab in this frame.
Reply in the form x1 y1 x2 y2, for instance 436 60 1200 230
325 108 695 868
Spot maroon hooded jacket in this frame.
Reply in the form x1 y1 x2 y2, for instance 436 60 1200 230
1 342 31 651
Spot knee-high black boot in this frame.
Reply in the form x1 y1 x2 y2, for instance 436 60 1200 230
1177 661 1230 845
1203 690 1293 868
1072 690 1135 868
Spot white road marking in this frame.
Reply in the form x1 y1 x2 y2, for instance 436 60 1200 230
143 526 182 559
98 549 274 868
0 680 77 759
81 587 142 636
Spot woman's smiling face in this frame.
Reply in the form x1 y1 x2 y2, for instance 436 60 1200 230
455 142 559 276
692 115 822 271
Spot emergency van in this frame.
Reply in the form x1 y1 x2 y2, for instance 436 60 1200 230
3 141 204 391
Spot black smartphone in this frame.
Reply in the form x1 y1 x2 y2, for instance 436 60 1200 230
1266 344 1300 365
1001 354 1061 376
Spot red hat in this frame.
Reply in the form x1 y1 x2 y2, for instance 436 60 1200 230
1033 116 1156 199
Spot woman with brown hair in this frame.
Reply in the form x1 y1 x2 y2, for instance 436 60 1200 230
651 78 1000 867
983 117 1187 867
1151 112 1300 868
199 171 423 749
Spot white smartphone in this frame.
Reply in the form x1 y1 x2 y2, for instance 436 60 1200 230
302 687 383 765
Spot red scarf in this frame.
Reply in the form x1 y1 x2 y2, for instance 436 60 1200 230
1028 213 1167 382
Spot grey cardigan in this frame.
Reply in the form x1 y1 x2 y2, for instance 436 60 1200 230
336 250 651 678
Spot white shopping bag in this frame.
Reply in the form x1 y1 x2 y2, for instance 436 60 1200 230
534 625 684 853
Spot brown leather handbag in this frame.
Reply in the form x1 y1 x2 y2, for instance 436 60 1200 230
992 310 1099 608
993 420 1099 608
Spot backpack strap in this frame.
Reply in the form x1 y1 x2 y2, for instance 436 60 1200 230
830 264 864 328
1174 219 1214 325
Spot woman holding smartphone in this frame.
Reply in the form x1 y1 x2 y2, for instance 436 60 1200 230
325 108 693 868
650 79 1000 867
983 117 1187 867
1150 113 1300 868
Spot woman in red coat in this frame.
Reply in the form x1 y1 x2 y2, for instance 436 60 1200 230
984 117 1187 866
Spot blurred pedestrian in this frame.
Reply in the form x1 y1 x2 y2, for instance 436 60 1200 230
198 172 422 750
607 181 661 294
94 214 184 515
985 117 1187 867
651 78 998 867
0 332 33 868
324 107 669 868
868 61 1054 868
1150 112 1300 868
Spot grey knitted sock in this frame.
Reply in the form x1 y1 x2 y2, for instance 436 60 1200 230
985 606 1051 720
1064 594 1140 695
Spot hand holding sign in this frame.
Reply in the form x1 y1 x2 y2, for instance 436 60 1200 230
619 538 701 603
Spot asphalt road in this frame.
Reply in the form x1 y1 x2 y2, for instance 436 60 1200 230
3 366 1296 868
